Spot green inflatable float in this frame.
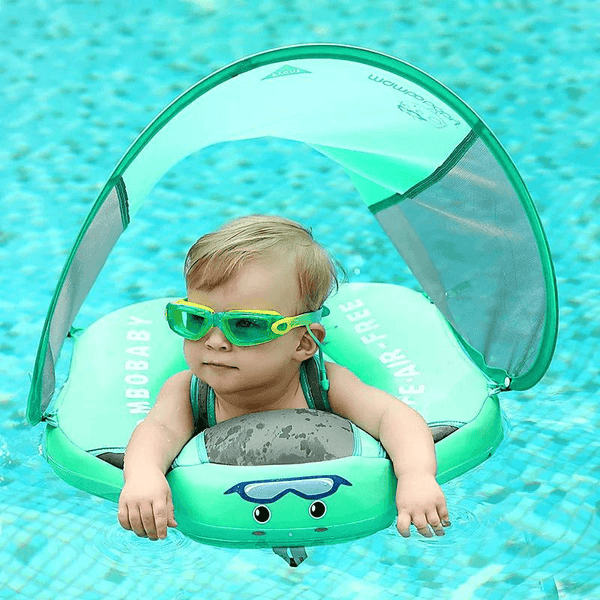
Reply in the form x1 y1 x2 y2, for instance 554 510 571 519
27 44 558 567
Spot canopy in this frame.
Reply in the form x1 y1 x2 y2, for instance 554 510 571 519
28 44 558 425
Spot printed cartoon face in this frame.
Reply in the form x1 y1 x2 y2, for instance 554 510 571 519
224 475 352 539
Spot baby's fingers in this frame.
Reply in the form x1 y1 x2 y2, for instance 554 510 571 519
436 496 451 531
139 504 160 540
117 502 133 532
166 495 178 529
126 505 150 538
396 511 412 538
426 508 446 537
412 513 434 538
438 503 451 528
152 502 169 540
153 492 178 539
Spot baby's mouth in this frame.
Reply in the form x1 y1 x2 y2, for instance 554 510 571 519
203 362 237 369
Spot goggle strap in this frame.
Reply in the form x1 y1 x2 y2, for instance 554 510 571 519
306 328 330 392
272 306 326 334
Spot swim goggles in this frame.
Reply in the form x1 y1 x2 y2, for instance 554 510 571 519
165 299 330 347
224 475 352 504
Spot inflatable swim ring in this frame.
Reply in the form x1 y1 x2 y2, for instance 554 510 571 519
44 283 501 564
28 44 558 565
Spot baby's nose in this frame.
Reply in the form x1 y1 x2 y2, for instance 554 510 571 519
204 326 231 350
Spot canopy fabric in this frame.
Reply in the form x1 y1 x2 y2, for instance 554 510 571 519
27 44 558 425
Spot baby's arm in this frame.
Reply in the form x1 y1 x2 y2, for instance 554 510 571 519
117 370 195 540
326 363 450 538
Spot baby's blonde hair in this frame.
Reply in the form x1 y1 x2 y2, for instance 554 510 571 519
185 215 341 311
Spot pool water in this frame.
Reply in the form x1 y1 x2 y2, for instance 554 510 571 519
1 0 599 598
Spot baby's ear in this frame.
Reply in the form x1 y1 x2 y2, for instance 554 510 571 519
296 324 325 358
307 324 325 344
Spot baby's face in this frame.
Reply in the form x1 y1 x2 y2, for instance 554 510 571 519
183 255 308 398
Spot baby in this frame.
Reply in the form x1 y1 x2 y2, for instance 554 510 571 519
118 215 450 541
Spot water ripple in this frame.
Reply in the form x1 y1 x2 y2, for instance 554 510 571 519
416 502 487 547
87 523 205 572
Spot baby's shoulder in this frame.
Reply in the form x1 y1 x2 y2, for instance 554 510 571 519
323 362 363 395
157 369 194 403
147 370 195 429
323 361 359 384
324 361 379 407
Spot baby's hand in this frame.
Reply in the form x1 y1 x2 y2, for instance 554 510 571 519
118 470 178 540
395 474 450 538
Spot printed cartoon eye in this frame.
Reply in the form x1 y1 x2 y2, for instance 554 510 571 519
253 505 271 524
309 501 327 519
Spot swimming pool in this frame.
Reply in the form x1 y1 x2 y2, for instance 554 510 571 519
1 0 598 598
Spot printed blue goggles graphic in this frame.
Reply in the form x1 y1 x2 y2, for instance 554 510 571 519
224 475 352 504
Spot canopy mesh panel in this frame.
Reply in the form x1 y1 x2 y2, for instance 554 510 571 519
375 138 546 380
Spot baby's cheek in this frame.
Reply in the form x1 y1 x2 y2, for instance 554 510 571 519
183 340 200 367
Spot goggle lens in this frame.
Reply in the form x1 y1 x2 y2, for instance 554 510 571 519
182 310 208 337
166 304 210 340
227 315 273 344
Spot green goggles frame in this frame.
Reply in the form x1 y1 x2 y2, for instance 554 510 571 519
165 299 330 346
